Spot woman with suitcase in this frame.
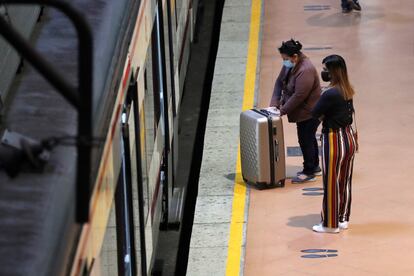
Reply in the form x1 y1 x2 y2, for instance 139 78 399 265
270 39 321 183
312 55 358 233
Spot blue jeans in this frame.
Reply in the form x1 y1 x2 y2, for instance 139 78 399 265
296 118 320 175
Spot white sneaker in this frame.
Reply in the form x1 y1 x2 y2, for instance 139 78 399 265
312 223 340 234
339 221 349 229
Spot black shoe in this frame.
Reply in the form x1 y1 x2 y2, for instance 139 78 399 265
349 0 361 11
342 7 352 13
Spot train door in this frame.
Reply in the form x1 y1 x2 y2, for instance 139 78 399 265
161 0 180 229
115 78 149 276
153 1 174 229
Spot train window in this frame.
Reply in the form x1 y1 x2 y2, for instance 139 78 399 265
143 55 155 223
97 203 119 276
175 0 184 30
151 23 161 131
139 105 150 225
115 114 138 276
173 0 178 29
155 3 171 152
137 104 152 271
126 103 145 275
162 0 177 116
144 49 156 152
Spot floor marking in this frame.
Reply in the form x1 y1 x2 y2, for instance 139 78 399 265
303 46 333 51
302 187 324 191
301 254 338 258
225 0 261 275
304 4 331 11
303 192 324 196
287 146 322 156
301 249 337 253
301 249 338 258
287 146 303 156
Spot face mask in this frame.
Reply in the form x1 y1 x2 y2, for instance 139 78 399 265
283 60 294 68
321 71 331 82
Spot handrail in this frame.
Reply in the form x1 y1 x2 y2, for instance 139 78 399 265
0 0 93 223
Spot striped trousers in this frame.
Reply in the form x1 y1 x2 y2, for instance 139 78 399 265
321 126 357 228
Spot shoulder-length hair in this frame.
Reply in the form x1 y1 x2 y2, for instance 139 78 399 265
322 55 355 100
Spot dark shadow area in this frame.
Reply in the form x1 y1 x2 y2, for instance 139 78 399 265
287 214 321 230
225 173 236 181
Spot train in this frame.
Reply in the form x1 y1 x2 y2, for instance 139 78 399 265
70 0 199 275
0 0 199 275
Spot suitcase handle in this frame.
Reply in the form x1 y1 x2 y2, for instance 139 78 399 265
274 140 279 162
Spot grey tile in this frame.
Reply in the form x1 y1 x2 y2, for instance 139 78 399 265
193 195 234 224
198 177 236 197
200 147 238 175
214 57 248 75
220 22 250 41
187 247 228 276
200 160 237 178
209 90 244 110
217 40 249 58
225 0 251 7
190 223 231 248
206 107 241 128
198 153 237 196
203 126 239 150
212 73 246 92
222 6 251 23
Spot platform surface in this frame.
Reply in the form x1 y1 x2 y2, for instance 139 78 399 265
189 0 414 275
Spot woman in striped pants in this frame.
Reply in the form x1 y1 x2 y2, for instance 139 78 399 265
311 55 357 233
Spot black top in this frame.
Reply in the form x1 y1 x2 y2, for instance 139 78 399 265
312 87 354 132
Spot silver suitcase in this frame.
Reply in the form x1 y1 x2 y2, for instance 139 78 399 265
240 109 286 189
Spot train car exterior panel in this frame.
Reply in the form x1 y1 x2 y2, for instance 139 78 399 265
70 57 132 276
69 0 198 274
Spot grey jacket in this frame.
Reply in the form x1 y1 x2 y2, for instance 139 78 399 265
270 55 321 122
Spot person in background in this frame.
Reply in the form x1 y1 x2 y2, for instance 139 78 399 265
312 54 357 233
342 0 362 13
270 39 321 183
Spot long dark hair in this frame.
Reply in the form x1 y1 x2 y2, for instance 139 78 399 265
279 39 302 57
322 54 355 100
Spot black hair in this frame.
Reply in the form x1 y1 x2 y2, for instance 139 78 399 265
278 39 302 56
322 54 347 72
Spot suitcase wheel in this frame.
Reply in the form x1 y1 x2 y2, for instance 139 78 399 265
277 179 285 188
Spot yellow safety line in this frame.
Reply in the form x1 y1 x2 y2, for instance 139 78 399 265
225 0 262 275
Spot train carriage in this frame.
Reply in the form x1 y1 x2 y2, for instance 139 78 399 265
0 0 198 275
71 0 199 275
